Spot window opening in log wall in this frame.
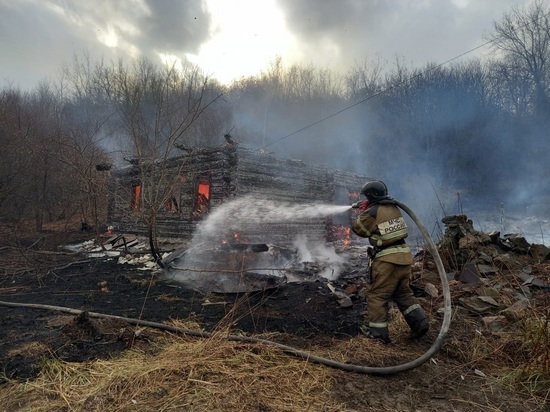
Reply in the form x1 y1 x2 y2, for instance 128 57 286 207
193 178 211 219
131 180 142 211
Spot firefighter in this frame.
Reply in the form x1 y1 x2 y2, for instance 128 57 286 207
351 180 429 343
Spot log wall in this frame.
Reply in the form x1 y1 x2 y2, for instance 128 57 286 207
107 145 369 243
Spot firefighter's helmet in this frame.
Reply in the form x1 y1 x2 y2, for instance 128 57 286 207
361 180 388 200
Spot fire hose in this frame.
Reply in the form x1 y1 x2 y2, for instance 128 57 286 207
0 200 450 375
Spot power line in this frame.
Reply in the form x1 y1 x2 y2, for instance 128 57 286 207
259 8 550 150
260 41 492 150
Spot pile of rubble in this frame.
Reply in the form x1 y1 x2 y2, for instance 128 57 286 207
411 214 549 331
64 234 179 273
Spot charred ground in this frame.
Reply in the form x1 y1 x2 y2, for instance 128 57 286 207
0 256 364 381
1 218 549 411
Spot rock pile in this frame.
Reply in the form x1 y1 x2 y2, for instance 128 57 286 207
412 214 549 331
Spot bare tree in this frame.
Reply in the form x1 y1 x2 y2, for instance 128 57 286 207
97 58 226 263
57 54 231 260
0 81 109 237
0 88 32 224
486 0 550 117
487 56 533 117
345 54 386 102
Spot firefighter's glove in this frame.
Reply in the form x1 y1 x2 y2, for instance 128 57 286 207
358 200 369 211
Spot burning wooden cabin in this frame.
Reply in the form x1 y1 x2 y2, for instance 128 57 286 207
106 143 368 244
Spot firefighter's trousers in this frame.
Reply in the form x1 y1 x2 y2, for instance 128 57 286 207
367 259 420 328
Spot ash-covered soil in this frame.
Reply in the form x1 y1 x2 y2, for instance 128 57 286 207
0 256 364 381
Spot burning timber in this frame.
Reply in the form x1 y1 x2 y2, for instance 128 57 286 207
106 144 369 244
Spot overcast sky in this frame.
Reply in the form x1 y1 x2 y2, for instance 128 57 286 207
0 0 534 90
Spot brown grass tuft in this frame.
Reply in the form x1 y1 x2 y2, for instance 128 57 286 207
1 331 359 412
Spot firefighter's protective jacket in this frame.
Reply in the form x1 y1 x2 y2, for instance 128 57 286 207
351 202 412 265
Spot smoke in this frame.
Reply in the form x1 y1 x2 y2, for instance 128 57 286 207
232 57 550 245
225 0 550 241
293 234 345 280
293 234 312 262
167 196 351 284
3 0 546 242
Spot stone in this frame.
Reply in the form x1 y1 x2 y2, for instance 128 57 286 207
529 244 550 262
477 296 500 308
476 287 500 299
424 283 439 298
477 252 493 263
501 299 530 322
459 296 499 314
482 315 508 332
458 263 482 285
477 264 497 276
502 235 530 253
459 233 483 249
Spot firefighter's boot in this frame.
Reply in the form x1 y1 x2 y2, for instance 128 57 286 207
361 326 391 344
404 308 429 339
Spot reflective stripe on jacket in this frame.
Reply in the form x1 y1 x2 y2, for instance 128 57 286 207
375 244 411 258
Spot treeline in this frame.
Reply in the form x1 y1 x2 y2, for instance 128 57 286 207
1 1 549 230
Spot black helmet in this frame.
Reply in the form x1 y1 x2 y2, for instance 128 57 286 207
361 180 388 201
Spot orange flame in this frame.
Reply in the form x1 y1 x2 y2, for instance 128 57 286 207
230 231 249 244
332 225 352 246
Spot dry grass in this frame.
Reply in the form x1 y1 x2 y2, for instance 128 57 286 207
496 313 550 397
1 332 354 412
3 317 548 412
2 305 549 412
0 309 434 412
433 295 550 407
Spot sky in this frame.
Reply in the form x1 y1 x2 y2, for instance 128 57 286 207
0 0 535 90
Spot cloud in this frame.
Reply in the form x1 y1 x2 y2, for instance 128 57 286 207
1 2 93 87
54 0 212 57
134 0 212 55
275 0 528 70
0 0 532 91
0 0 213 89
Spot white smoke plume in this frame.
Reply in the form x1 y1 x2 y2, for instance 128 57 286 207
293 234 346 281
172 195 351 282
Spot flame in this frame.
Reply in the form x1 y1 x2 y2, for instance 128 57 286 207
229 231 249 244
331 225 352 246
193 180 211 220
198 181 210 199
340 226 352 246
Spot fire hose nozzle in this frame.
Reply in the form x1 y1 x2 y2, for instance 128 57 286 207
351 202 361 209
